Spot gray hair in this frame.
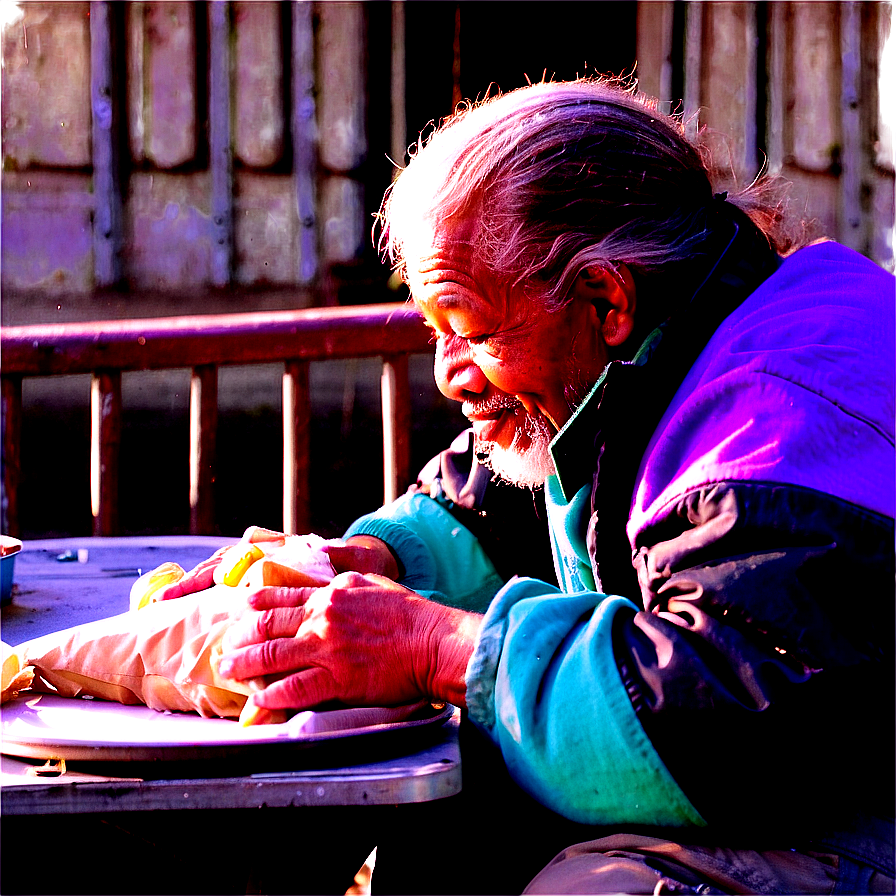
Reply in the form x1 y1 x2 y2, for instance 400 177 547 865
379 78 803 314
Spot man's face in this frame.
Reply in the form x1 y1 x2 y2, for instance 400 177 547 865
408 221 609 487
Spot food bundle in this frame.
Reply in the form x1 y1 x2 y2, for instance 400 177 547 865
130 527 337 612
1 530 336 725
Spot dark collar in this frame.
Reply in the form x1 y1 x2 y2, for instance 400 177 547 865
549 216 781 502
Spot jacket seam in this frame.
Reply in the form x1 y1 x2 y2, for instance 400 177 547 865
635 478 896 542
757 369 895 447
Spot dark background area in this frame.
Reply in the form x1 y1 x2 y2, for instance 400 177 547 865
19 359 465 540
403 2 637 141
16 2 637 541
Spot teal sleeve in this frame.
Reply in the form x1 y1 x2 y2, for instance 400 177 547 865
466 576 707 828
344 492 505 613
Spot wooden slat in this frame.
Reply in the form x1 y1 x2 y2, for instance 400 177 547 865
381 354 411 505
5 305 433 537
90 371 122 536
391 0 407 169
90 0 123 287
282 360 311 534
209 1 234 287
839 1 865 252
791 2 841 173
765 1 787 175
1 375 23 537
682 1 704 142
293 1 318 284
233 1 284 167
635 1 676 105
0 303 432 376
143 2 198 168
700 3 759 181
317 2 367 269
189 364 218 535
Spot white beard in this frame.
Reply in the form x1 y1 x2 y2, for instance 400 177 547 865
471 371 595 488
474 408 556 489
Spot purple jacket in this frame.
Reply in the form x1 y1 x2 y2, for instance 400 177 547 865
351 231 894 852
616 240 895 831
400 236 894 839
631 240 894 535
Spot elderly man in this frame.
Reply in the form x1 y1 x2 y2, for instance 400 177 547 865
177 80 894 893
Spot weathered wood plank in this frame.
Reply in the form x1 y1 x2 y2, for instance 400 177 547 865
682 1 703 142
635 1 675 105
839 1 865 253
318 3 367 266
791 2 841 173
144 2 197 168
90 0 123 287
292 1 318 284
765 1 788 175
1 2 92 168
391 0 407 168
209 1 234 288
233 2 284 168
701 2 759 181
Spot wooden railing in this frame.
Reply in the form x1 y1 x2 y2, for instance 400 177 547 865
0 303 434 538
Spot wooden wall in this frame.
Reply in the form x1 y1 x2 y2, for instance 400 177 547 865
1 2 892 540
1 2 395 319
637 1 894 269
1 0 892 310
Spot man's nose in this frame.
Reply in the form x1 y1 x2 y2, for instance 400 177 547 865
435 336 488 402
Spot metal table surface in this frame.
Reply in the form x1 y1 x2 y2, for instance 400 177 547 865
0 536 462 817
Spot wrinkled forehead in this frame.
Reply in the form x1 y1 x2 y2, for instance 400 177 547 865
404 218 481 296
404 222 521 330
404 215 472 262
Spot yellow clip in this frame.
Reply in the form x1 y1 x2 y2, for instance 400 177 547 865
221 544 264 587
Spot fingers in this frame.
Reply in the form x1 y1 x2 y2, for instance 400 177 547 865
251 667 335 712
156 547 228 600
156 564 214 600
222 605 306 653
244 525 287 545
156 576 202 601
245 585 317 610
219 634 306 682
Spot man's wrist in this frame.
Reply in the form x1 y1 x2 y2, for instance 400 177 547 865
421 603 482 709
336 535 402 580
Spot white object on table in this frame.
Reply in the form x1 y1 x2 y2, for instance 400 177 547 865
1 537 462 815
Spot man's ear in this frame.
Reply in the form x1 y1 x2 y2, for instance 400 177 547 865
572 264 637 347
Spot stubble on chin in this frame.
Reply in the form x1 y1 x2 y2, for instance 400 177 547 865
473 408 556 489
471 374 594 489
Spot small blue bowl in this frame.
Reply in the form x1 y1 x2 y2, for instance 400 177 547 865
1 536 23 606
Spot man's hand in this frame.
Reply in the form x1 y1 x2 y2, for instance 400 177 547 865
218 572 480 712
156 533 400 601
155 545 230 600
155 527 287 600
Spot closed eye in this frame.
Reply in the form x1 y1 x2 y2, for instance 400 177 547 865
466 334 503 358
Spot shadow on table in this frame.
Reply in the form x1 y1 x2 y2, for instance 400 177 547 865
0 718 612 896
